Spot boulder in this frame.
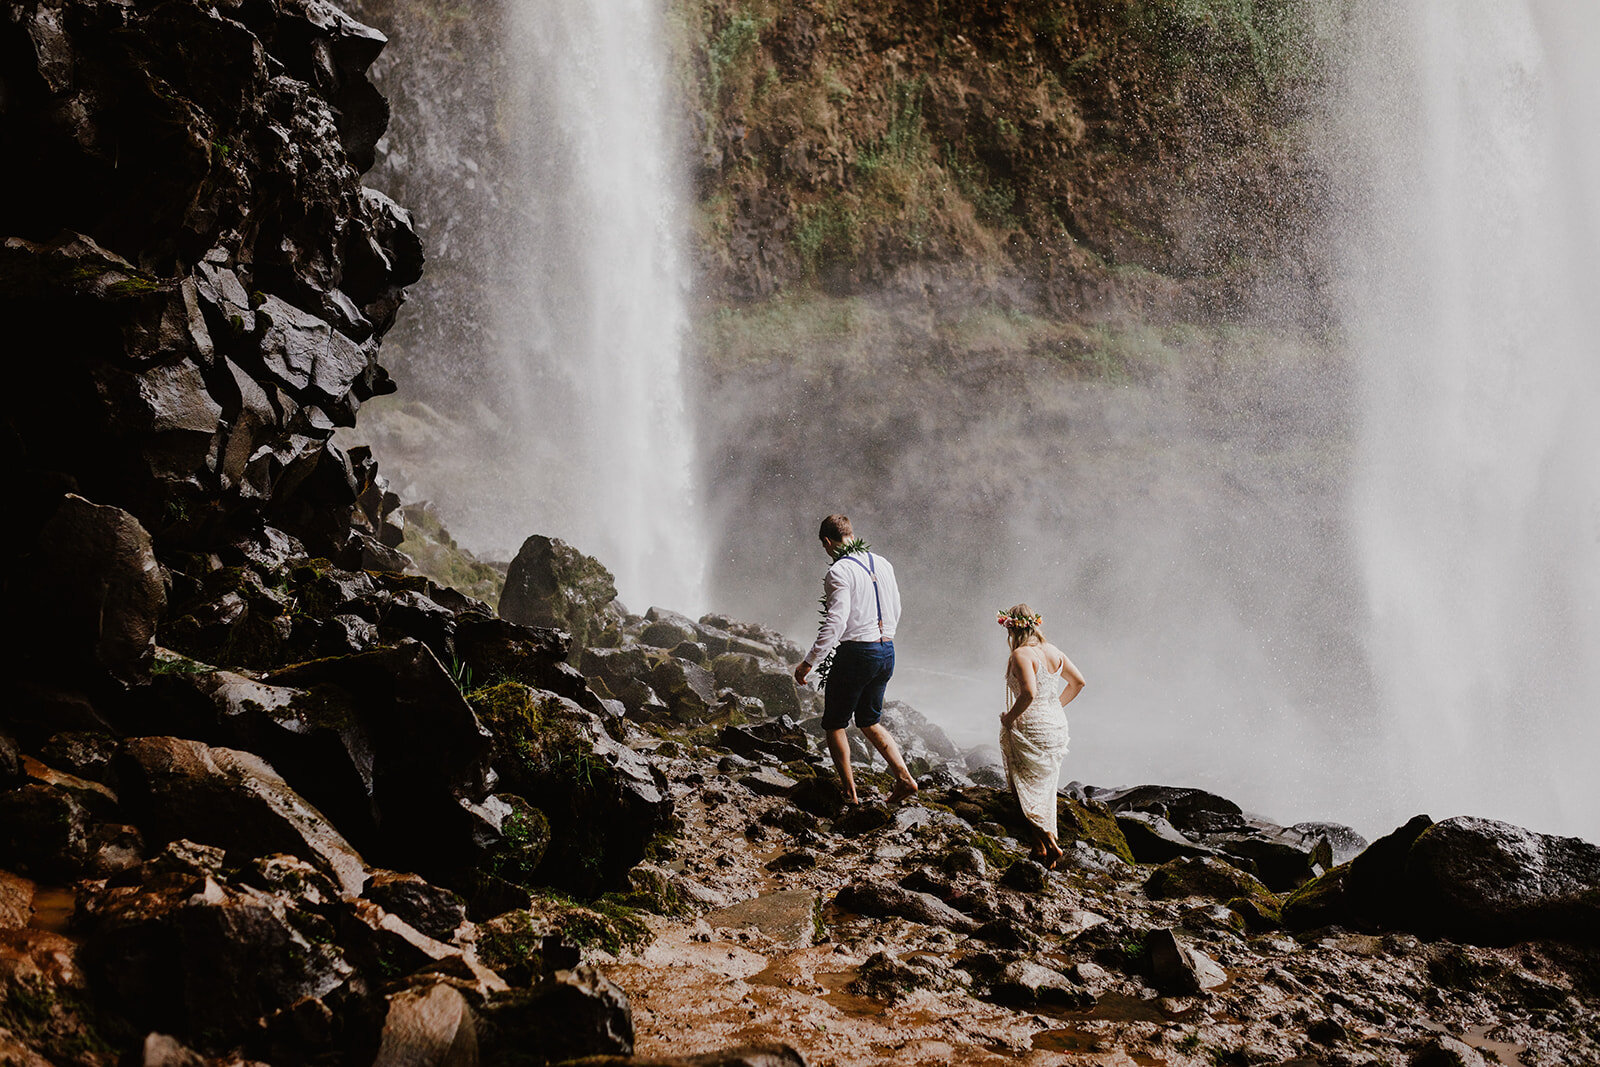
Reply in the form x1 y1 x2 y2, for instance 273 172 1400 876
741 768 798 797
17 495 166 688
987 958 1092 1009
364 871 469 943
651 657 720 723
709 654 802 720
117 735 369 898
639 607 698 648
833 880 980 933
1290 821 1369 865
1206 828 1331 892
1115 811 1215 864
999 859 1050 893
478 964 632 1066
371 983 477 1067
498 535 617 653
469 684 672 896
832 801 893 837
1345 814 1434 929
705 889 820 947
1143 856 1276 907
0 784 91 881
1145 928 1227 994
719 720 812 763
1098 785 1246 835
1281 863 1352 932
850 950 967 1002
80 841 359 1052
1404 816 1600 944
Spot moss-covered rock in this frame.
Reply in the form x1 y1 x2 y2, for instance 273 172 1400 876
1280 862 1353 932
497 535 618 655
1058 797 1136 865
1143 856 1279 919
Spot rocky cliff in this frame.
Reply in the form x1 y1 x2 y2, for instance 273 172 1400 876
2 3 1597 1067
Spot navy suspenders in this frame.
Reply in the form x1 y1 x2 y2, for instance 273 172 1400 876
841 553 886 639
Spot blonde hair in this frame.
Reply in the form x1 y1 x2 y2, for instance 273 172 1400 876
1001 602 1046 650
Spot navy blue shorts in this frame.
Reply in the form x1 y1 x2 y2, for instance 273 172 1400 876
822 640 895 730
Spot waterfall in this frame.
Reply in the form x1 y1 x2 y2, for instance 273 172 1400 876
1342 2 1600 838
492 0 705 612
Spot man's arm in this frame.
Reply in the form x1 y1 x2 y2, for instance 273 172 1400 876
794 566 851 683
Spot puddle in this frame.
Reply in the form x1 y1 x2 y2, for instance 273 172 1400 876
816 968 886 1017
27 887 75 934
1422 1020 1529 1067
1061 991 1197 1025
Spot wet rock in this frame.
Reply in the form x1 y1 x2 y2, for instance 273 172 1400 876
1409 1034 1489 1067
0 871 32 930
1290 820 1369 865
570 1045 808 1067
1143 856 1276 906
973 918 1040 950
37 732 119 790
1281 863 1351 931
834 880 980 933
479 964 632 1065
942 846 988 878
0 784 90 880
1098 784 1246 835
988 958 1092 1009
455 616 602 714
86 822 145 877
709 654 802 720
639 609 697 648
498 535 618 653
851 950 967 1002
365 871 468 943
741 767 798 797
138 1032 207 1067
719 722 811 764
1000 859 1051 893
789 774 847 818
80 841 358 1051
707 889 820 946
832 801 892 837
17 495 165 688
470 685 671 896
118 735 369 898
1115 811 1215 864
371 982 478 1067
1345 814 1435 929
696 614 803 662
1145 928 1228 994
652 657 720 723
766 850 818 873
1405 816 1600 944
1206 828 1331 892
0 730 21 789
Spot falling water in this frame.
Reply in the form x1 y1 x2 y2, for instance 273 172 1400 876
1342 2 1600 839
492 0 705 611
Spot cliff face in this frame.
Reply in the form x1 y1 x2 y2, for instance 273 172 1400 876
675 0 1334 325
0 0 421 564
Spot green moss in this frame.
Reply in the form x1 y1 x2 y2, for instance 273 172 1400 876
0 977 114 1063
969 832 1019 871
106 275 163 296
1056 797 1135 864
532 894 653 956
487 799 552 886
1280 862 1350 931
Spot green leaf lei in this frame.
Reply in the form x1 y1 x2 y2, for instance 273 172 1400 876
813 537 871 689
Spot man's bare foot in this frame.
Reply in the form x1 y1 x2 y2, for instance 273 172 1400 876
887 779 918 805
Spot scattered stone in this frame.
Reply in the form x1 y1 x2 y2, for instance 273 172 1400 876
371 982 477 1067
1409 1034 1489 1067
706 889 820 947
833 881 979 933
1000 859 1050 893
766 850 818 873
832 801 892 837
988 958 1092 1009
1145 928 1228 994
740 768 798 797
479 964 633 1065
941 846 988 878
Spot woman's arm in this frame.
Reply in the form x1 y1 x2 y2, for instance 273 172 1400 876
1001 649 1035 728
1058 652 1086 707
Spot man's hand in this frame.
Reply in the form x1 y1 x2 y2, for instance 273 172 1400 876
793 662 811 685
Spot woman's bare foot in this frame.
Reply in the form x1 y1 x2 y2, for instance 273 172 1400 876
887 778 919 804
1042 840 1065 869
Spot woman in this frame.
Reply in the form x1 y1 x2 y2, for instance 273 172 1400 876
998 603 1086 867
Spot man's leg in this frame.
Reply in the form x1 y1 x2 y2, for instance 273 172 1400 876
826 728 859 804
861 723 918 801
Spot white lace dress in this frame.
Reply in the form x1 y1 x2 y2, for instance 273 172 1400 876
1001 659 1071 839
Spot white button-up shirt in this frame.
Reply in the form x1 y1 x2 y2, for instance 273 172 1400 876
803 551 902 667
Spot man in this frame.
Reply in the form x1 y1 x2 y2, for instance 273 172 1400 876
793 514 919 805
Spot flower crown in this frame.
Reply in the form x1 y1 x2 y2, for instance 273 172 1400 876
996 608 1043 630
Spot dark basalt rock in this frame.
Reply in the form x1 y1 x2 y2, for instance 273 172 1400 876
80 841 362 1055
364 871 469 944
719 721 812 764
1404 816 1600 944
1097 784 1246 835
1000 859 1051 893
1345 814 1435 929
478 964 633 1066
117 735 370 898
1143 855 1277 908
709 653 803 720
834 880 980 933
469 683 671 897
832 800 893 837
14 495 166 690
1145 928 1228 995
567 1045 809 1067
1115 811 1216 864
1205 827 1333 892
0 783 91 881
498 535 618 653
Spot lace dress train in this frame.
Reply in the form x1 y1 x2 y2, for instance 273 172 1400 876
1001 662 1071 840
